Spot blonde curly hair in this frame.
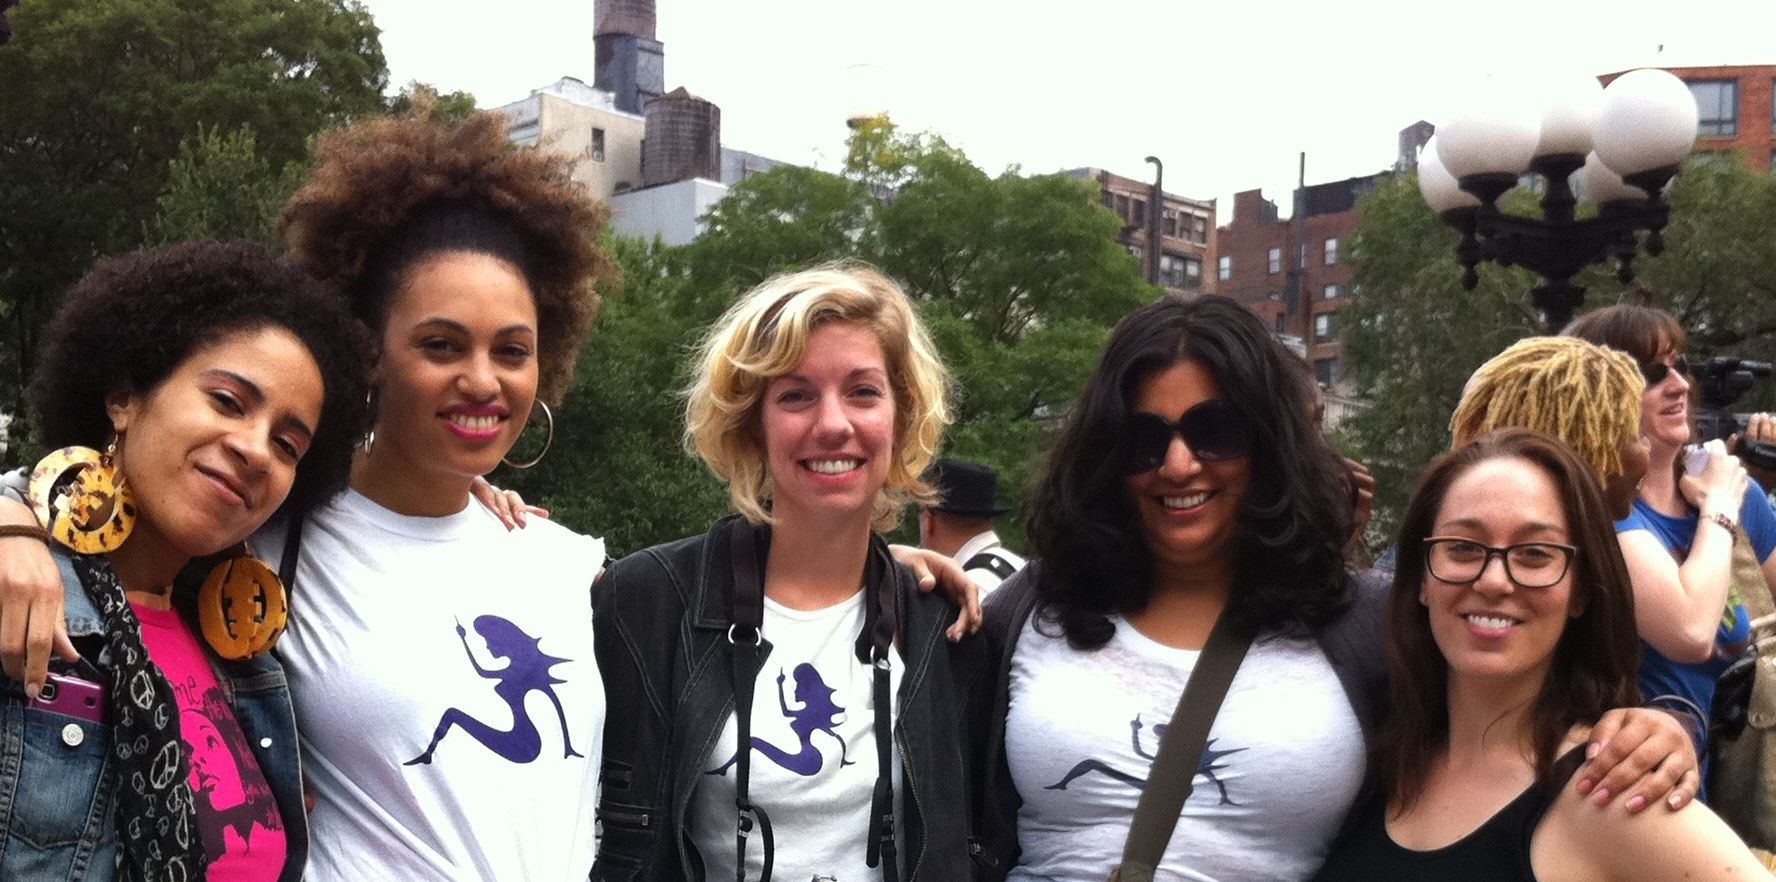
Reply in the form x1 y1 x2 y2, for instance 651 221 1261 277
685 262 950 531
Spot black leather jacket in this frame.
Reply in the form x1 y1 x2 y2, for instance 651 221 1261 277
590 515 998 881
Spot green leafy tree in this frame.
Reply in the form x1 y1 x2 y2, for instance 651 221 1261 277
147 125 308 244
387 81 479 124
506 120 1151 552
1341 158 1776 542
0 0 388 456
492 238 730 556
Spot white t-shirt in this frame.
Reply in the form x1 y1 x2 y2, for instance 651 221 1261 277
258 489 606 881
690 589 903 882
1005 615 1363 882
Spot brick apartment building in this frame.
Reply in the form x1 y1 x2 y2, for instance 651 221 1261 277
1064 168 1216 296
1603 64 1776 172
1214 172 1388 391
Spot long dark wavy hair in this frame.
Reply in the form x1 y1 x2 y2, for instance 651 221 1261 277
1026 295 1355 649
1380 429 1641 809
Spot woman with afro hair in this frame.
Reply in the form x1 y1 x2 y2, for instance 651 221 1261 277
0 240 372 881
0 108 615 879
263 108 614 880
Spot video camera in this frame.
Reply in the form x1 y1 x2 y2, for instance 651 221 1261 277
1692 356 1776 471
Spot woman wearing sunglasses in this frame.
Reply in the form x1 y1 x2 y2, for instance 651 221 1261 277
1567 305 1776 766
1313 430 1765 882
975 296 1698 881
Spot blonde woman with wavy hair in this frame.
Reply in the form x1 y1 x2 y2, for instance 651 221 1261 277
591 262 993 882
686 262 950 529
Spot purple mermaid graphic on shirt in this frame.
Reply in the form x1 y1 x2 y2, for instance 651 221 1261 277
405 615 582 765
707 663 856 777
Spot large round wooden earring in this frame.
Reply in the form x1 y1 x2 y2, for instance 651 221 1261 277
197 554 289 660
27 442 136 554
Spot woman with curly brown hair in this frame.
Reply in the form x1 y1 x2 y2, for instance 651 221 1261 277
0 240 372 882
265 109 615 880
0 109 615 879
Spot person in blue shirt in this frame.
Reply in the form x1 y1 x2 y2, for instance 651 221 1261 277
1567 305 1776 773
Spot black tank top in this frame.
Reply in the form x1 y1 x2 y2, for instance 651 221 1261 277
1312 748 1585 882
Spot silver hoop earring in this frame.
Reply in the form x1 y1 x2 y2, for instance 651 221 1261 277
502 400 555 469
360 388 378 453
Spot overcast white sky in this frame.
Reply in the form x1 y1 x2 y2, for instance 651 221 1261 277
362 0 1774 220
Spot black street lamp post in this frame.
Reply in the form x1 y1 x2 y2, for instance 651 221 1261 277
1145 155 1163 287
1419 69 1700 331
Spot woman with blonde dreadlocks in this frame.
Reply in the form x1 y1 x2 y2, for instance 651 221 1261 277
1450 336 1651 521
1451 330 1764 785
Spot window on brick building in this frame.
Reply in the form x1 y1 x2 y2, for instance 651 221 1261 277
1185 258 1201 285
1315 358 1337 387
1690 79 1738 137
1102 190 1116 208
1132 199 1147 228
1162 209 1179 237
1268 247 1281 275
1324 283 1340 300
1191 216 1208 243
1158 253 1188 288
1314 312 1336 342
1116 194 1131 219
1324 237 1339 265
590 127 606 162
1219 255 1233 280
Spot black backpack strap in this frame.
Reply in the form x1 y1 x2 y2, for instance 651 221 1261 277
963 550 1018 582
278 516 304 590
727 520 774 882
857 545 899 882
1110 609 1255 882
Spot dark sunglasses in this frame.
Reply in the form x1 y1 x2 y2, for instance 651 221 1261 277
1639 355 1690 387
1124 398 1253 474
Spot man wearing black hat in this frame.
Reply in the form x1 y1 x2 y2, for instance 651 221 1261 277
920 458 1026 593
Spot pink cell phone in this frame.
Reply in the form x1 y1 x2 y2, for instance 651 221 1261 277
28 672 106 723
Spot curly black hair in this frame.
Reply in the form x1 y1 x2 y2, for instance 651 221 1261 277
279 109 614 405
1027 295 1355 649
29 240 374 519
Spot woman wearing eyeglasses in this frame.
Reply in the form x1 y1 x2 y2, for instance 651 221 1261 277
1313 429 1765 882
975 297 1695 881
1567 305 1776 765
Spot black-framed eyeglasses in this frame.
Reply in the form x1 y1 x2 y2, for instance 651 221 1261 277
1639 355 1690 387
1123 398 1253 474
1423 537 1578 589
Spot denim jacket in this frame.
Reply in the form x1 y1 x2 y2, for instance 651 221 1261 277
0 549 308 881
590 515 997 881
